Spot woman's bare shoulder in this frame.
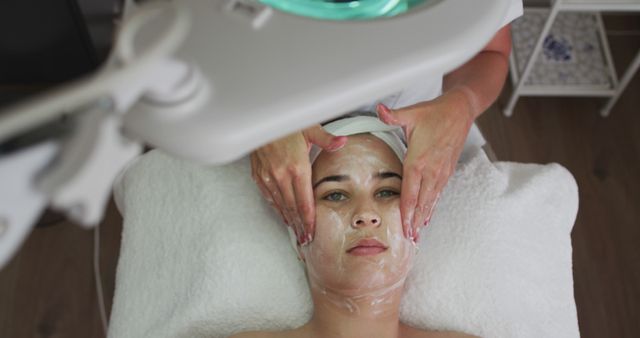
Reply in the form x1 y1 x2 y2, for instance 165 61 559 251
228 327 478 338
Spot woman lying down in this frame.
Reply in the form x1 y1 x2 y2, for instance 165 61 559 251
230 116 476 338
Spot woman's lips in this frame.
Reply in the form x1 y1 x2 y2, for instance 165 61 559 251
347 238 388 256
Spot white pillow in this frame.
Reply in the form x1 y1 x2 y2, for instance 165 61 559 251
108 148 579 338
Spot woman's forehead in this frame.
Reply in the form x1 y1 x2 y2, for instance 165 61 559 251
312 134 402 178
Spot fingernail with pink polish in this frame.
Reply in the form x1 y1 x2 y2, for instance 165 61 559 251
302 233 312 246
298 232 307 245
377 103 390 113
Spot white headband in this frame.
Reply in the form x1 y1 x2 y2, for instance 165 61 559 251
309 116 407 164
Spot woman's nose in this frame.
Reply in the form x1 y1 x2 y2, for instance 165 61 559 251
351 211 381 228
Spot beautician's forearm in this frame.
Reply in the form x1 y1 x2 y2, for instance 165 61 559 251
443 26 512 119
443 52 509 118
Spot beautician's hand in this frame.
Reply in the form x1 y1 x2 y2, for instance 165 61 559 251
377 87 476 242
251 125 347 245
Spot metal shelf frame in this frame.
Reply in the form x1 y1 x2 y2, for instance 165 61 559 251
504 0 640 117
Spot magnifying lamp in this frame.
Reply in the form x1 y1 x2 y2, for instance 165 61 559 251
259 0 428 20
0 0 509 268
122 0 510 164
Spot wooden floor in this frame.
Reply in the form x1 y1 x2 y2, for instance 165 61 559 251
478 24 640 337
1 15 639 338
0 203 122 338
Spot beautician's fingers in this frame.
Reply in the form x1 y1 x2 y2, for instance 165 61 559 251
400 160 423 240
411 164 441 239
293 171 315 243
279 177 307 243
377 103 421 139
303 125 348 152
271 178 296 228
378 102 423 239
415 152 457 234
251 157 278 208
378 101 434 238
377 93 475 240
251 154 293 226
250 129 313 231
299 125 346 243
424 153 457 224
256 176 289 225
262 176 290 225
251 156 274 203
251 124 345 238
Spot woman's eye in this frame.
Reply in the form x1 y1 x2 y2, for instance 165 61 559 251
323 192 348 201
376 189 399 198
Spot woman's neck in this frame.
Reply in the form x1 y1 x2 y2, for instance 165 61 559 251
304 278 406 338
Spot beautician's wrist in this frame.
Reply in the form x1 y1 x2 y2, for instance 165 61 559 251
444 86 480 123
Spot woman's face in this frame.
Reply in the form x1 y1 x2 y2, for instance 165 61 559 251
301 134 414 295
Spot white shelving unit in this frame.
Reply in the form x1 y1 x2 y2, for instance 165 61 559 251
505 0 640 117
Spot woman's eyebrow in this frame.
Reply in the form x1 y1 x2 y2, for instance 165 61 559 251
375 172 402 180
313 175 350 189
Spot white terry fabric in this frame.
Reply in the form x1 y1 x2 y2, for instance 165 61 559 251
109 147 579 338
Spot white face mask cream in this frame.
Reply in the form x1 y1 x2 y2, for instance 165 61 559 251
299 134 415 315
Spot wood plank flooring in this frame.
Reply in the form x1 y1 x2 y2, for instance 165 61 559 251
477 27 640 338
0 203 122 338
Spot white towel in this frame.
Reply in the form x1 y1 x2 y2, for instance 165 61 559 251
109 148 579 338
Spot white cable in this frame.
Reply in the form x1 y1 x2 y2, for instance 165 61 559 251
94 223 109 337
115 2 190 64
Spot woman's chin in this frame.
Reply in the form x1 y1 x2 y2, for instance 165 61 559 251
314 271 404 295
306 248 413 296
